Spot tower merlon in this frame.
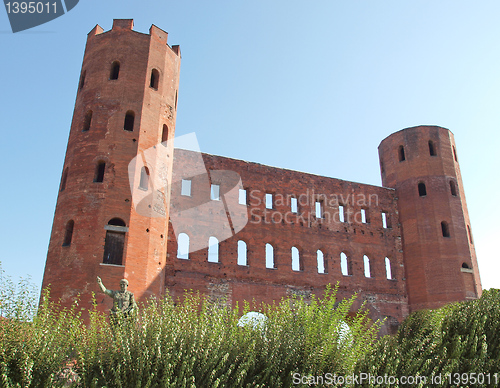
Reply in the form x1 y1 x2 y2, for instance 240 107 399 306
113 19 134 31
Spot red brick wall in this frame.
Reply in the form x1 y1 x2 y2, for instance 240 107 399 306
166 150 409 333
378 125 481 312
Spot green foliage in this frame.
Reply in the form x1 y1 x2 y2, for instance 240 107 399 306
356 289 500 388
3 262 500 388
0 275 381 388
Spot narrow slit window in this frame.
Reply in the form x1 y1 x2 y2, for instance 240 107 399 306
385 257 393 279
83 110 92 132
441 221 450 238
161 124 169 145
363 255 371 278
266 243 274 269
317 250 325 274
265 193 273 209
382 212 388 228
94 161 105 183
291 197 298 213
124 111 135 131
110 61 120 80
211 184 220 201
79 70 86 91
103 218 126 265
181 179 191 196
467 225 473 244
139 166 150 190
237 240 247 266
340 252 350 276
339 205 345 223
62 220 74 246
450 180 458 196
150 69 160 90
398 145 406 162
429 140 437 156
175 90 178 109
60 168 68 192
208 236 219 263
177 233 189 260
361 209 367 224
239 189 247 205
453 146 458 162
315 201 323 219
291 246 300 271
418 182 427 197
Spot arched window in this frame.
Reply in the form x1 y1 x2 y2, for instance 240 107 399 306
450 180 458 197
317 250 326 274
162 124 169 145
150 69 159 90
124 111 135 131
103 218 127 265
441 221 450 238
265 243 274 269
94 161 105 183
418 182 427 197
83 110 92 132
398 145 406 162
462 262 470 269
108 218 126 227
340 252 350 276
385 257 393 280
237 240 247 266
363 255 371 278
62 220 74 246
139 166 149 190
110 61 120 80
60 168 68 192
428 140 437 156
177 233 189 260
291 247 300 271
79 70 86 91
208 236 219 263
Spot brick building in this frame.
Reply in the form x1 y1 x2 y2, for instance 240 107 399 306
42 20 481 335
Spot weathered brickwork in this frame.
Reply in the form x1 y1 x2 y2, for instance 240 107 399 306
42 20 481 334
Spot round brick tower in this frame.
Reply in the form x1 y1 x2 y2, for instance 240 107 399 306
42 19 181 311
378 125 481 312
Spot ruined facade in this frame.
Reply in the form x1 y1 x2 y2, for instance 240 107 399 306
42 20 481 335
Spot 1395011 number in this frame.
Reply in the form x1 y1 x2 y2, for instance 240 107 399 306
5 2 57 14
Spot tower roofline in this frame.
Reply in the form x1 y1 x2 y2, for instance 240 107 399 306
86 19 180 56
378 125 453 149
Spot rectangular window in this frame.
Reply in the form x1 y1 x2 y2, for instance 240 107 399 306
211 184 220 201
382 212 387 228
239 189 247 205
315 201 322 218
361 209 367 224
265 193 273 209
291 197 298 213
181 179 191 196
339 205 345 223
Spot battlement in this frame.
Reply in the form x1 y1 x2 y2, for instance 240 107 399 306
86 19 180 56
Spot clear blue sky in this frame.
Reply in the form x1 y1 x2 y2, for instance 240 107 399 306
1 1 498 293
